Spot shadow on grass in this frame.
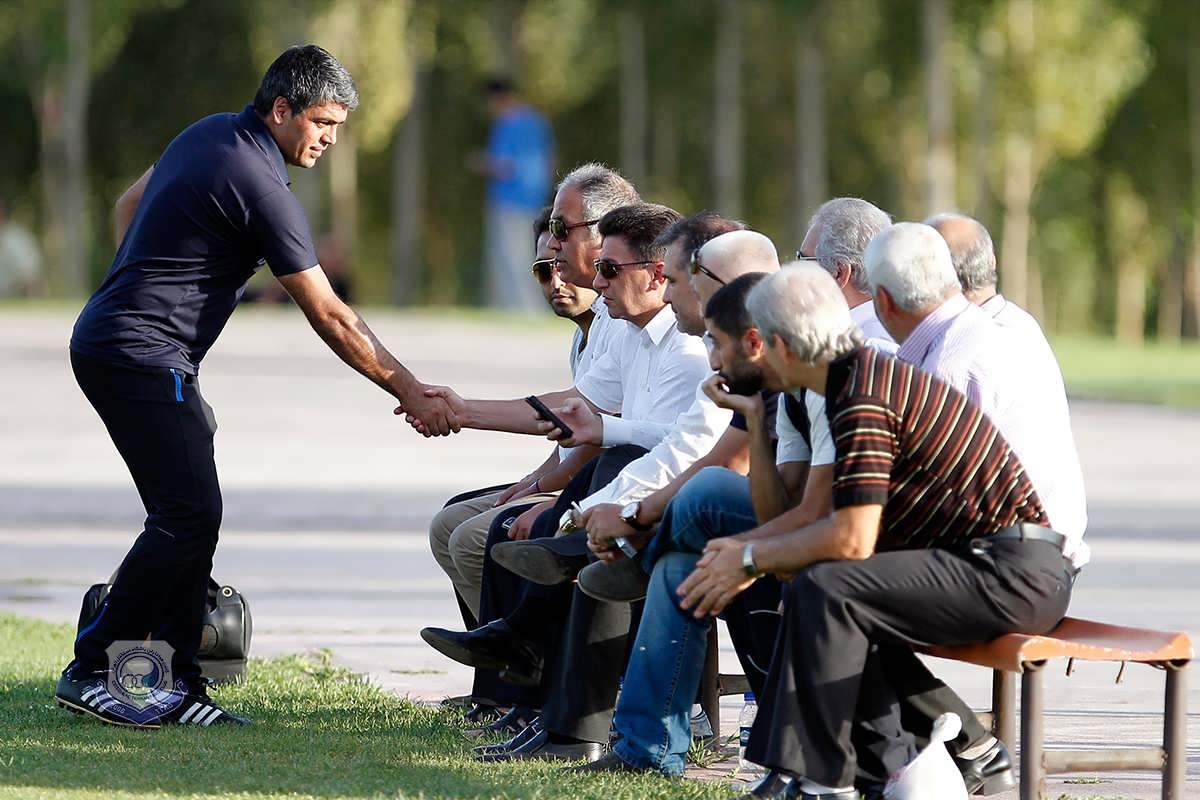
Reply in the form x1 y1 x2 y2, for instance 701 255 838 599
0 647 725 800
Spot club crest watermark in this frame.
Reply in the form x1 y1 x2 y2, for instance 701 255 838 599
103 639 184 724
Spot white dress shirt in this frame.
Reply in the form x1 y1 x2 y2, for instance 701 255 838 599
899 294 1089 567
850 299 898 355
580 379 733 510
575 305 711 450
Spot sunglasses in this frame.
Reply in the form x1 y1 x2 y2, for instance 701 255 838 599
531 258 563 284
549 216 600 241
688 249 726 286
593 258 658 280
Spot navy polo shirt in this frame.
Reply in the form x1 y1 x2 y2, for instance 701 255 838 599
71 106 318 373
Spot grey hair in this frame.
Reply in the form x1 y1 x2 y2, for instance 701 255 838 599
747 265 864 365
253 45 358 114
865 222 961 312
923 212 997 293
809 197 892 294
556 163 641 222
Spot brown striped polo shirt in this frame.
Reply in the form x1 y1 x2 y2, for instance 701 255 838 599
824 347 1048 551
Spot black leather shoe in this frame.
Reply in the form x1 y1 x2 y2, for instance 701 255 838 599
790 789 857 800
491 537 590 585
463 702 503 725
477 729 605 763
562 749 647 774
732 770 792 799
420 620 540 673
473 717 543 756
465 704 537 738
955 739 1015 795
577 557 649 602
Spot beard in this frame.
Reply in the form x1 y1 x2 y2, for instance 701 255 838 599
721 366 764 396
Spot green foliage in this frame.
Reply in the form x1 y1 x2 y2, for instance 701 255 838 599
0 613 733 800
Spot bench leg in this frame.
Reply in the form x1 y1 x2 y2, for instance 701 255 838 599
1020 666 1045 800
1163 663 1187 800
992 668 1016 748
700 623 720 742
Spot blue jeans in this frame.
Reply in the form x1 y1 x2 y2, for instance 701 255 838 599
613 467 758 775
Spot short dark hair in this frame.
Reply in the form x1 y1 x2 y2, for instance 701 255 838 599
705 272 769 337
654 210 747 254
597 203 683 262
253 45 359 115
532 205 553 245
484 76 515 96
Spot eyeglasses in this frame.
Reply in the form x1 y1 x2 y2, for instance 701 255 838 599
549 216 600 242
531 258 561 284
593 258 659 280
793 250 822 264
688 249 726 286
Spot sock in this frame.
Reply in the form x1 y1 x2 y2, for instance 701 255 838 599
957 735 997 760
798 777 855 795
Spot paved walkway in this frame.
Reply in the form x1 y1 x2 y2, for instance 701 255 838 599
1 307 1197 798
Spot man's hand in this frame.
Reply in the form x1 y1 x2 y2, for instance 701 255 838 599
536 397 602 447
582 504 647 563
397 385 464 436
677 537 758 618
495 474 541 506
508 499 554 540
701 374 764 419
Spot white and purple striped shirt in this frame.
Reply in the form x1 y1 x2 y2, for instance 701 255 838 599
897 293 1089 568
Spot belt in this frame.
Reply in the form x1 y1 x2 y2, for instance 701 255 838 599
973 523 1067 553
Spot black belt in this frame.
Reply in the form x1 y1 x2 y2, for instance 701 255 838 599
973 523 1067 553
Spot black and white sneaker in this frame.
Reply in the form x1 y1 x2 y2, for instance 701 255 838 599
158 681 250 727
55 663 161 729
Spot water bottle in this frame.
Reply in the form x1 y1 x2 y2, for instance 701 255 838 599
738 692 765 776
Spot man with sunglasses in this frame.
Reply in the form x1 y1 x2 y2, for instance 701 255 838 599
428 208 599 713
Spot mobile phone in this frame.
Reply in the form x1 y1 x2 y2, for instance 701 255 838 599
524 395 574 440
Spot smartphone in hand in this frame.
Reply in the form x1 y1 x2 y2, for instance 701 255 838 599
524 395 574 440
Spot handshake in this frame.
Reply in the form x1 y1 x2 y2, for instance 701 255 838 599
394 384 601 446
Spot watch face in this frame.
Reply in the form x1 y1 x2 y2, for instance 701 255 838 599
559 509 577 532
620 502 639 522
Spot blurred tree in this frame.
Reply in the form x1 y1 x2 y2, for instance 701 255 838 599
713 0 743 217
793 0 829 235
923 0 954 214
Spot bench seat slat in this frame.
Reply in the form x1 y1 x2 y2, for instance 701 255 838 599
923 616 1194 673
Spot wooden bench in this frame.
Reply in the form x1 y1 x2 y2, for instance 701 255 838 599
700 616 1192 800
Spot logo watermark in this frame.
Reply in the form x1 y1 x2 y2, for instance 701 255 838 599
102 639 184 725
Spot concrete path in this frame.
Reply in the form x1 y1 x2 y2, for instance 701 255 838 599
1 307 1197 799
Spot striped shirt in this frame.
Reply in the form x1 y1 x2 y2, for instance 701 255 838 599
826 347 1048 551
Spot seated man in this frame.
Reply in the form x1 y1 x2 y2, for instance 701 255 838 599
676 266 1076 800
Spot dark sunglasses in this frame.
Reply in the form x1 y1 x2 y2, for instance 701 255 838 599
593 258 658 280
688 249 726 285
531 258 562 284
549 216 600 241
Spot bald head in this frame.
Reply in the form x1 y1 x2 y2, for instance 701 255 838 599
692 230 781 302
865 222 961 313
924 212 997 301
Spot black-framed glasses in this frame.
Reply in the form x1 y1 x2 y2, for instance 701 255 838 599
549 216 600 241
688 249 726 285
593 258 658 280
793 250 822 264
531 258 562 284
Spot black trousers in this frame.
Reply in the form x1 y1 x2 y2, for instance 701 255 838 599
71 351 221 683
746 538 1074 789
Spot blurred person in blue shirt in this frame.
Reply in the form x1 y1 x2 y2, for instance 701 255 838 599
474 77 554 311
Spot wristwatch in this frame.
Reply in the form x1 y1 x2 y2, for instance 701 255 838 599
742 543 759 578
619 501 651 532
559 508 581 534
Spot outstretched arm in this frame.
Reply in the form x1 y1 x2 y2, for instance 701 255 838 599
277 266 455 436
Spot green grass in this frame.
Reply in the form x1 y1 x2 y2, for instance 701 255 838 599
1053 335 1200 408
0 614 730 800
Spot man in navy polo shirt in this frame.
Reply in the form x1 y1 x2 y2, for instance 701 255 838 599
57 44 453 729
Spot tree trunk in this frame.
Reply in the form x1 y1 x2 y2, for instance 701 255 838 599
999 0 1034 310
391 62 427 306
619 7 647 187
972 18 1000 221
651 92 680 198
923 0 954 215
63 0 89 296
490 0 518 77
327 125 358 289
1186 24 1200 338
794 0 827 242
712 0 742 217
1157 247 1184 342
